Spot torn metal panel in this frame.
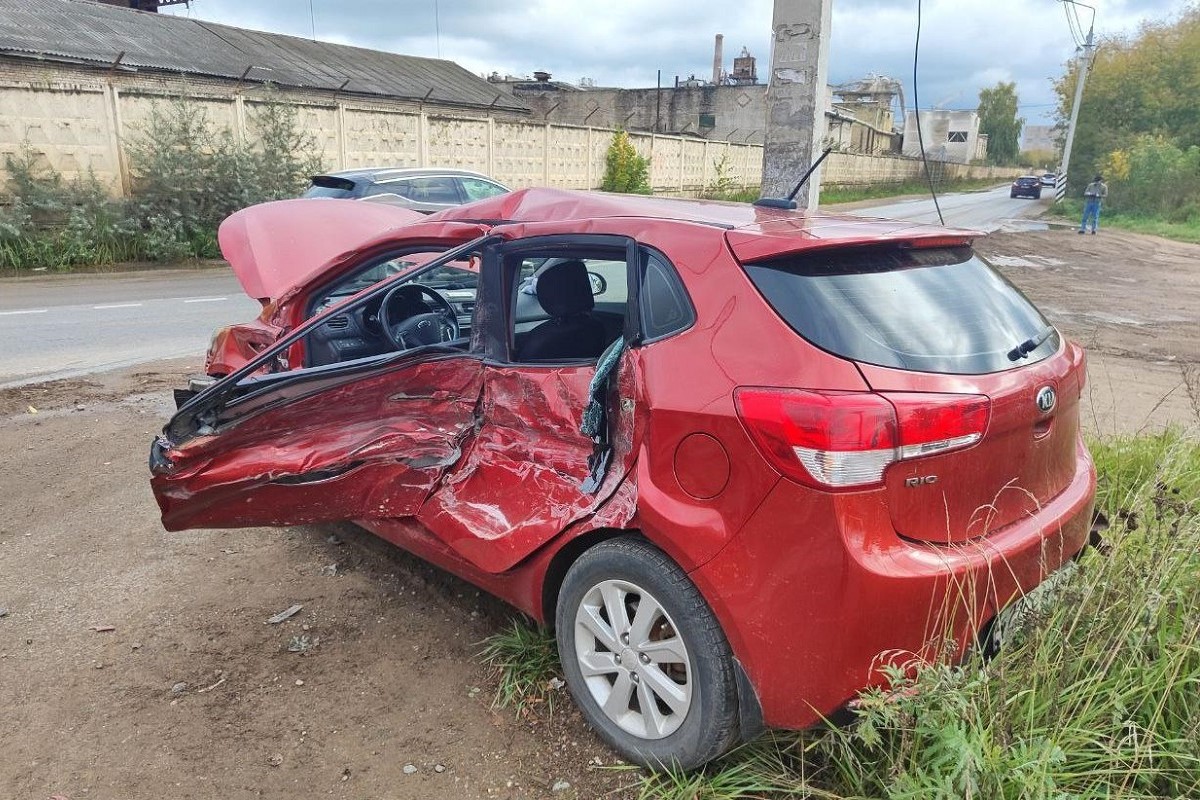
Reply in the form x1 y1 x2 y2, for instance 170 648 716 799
415 350 641 574
153 357 484 531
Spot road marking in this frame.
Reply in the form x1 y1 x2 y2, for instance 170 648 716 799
183 297 228 304
0 308 48 316
93 303 144 310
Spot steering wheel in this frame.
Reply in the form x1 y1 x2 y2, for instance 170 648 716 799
377 284 460 351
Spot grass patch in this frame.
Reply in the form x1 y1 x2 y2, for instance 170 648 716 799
697 178 1006 206
819 177 1005 206
1049 200 1200 244
477 619 562 717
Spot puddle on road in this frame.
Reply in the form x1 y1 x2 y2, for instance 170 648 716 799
997 218 1050 233
989 254 1066 269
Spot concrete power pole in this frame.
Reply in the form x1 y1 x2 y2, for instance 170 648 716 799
1056 13 1095 202
761 0 832 209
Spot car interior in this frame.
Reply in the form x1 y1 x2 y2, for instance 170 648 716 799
298 248 628 370
302 250 476 368
511 255 627 362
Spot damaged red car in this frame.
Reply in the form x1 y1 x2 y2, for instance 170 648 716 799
149 188 1096 769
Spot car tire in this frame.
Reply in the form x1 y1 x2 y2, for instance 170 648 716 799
555 537 740 770
1010 191 1018 198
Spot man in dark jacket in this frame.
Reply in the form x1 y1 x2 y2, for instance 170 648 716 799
1079 174 1108 234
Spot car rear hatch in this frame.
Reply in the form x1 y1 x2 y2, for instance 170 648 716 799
734 238 1086 544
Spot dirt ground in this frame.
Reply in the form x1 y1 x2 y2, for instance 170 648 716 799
1 226 1197 800
0 368 634 800
977 225 1200 434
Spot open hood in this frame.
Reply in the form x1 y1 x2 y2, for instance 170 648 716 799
218 198 424 302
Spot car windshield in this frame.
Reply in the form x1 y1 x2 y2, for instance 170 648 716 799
335 257 476 298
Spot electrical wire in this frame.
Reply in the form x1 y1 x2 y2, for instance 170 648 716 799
1062 1 1083 46
912 0 945 226
434 0 442 59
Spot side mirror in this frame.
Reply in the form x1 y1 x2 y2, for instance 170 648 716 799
588 271 607 295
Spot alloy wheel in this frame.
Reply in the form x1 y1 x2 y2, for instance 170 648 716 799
572 578 693 739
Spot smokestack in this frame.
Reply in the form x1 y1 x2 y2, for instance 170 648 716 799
712 33 724 85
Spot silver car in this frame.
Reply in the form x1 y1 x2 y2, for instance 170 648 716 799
303 167 509 214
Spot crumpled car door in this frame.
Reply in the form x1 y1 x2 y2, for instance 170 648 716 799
152 355 483 531
415 236 643 574
149 237 492 532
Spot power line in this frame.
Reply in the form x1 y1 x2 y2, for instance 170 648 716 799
434 0 441 59
912 0 945 226
1062 1 1082 46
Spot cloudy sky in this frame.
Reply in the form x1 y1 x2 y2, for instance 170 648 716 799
165 0 1185 125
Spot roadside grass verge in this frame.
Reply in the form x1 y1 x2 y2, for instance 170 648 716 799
698 177 1005 206
481 431 1200 798
1049 200 1200 244
819 177 1004 206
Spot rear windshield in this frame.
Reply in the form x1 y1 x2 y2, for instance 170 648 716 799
743 246 1059 374
304 176 358 199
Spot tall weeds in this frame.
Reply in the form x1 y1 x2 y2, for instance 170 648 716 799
642 431 1200 799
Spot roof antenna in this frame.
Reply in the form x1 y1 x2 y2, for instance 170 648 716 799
753 147 833 210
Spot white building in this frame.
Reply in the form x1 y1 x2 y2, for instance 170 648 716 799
902 110 986 164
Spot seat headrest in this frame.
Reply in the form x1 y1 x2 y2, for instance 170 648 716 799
535 259 595 317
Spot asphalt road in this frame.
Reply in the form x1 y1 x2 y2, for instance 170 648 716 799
840 184 1050 231
0 269 258 388
0 186 1047 386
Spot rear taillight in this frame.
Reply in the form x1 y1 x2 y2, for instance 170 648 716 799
734 388 990 490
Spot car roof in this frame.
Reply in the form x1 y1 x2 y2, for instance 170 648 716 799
315 167 503 184
426 187 981 261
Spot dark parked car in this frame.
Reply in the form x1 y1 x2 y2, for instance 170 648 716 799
151 189 1096 769
1011 175 1043 199
304 167 509 213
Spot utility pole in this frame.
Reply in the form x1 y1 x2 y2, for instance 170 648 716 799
760 0 832 209
1056 1 1095 202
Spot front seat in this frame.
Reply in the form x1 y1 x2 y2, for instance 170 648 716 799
518 259 609 361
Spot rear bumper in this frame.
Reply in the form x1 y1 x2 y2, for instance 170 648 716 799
690 437 1096 730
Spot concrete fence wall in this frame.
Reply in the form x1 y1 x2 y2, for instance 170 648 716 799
0 68 764 198
0 62 1021 201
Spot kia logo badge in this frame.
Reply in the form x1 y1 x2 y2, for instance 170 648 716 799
1035 386 1057 414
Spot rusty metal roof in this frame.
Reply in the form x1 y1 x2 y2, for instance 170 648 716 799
0 0 527 113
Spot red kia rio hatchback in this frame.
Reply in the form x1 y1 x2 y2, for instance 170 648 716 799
149 188 1096 769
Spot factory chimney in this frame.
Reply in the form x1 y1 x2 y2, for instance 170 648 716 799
712 33 724 85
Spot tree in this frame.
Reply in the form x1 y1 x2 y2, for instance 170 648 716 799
1052 7 1200 194
600 130 651 194
977 82 1023 165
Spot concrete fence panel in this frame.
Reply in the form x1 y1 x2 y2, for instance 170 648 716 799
0 86 118 192
339 107 420 171
427 116 489 173
492 120 545 188
544 125 592 189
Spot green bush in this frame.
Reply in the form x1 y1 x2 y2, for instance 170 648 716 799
1101 135 1200 220
0 90 323 270
601 130 651 195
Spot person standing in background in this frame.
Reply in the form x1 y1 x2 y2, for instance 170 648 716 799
1079 174 1108 234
